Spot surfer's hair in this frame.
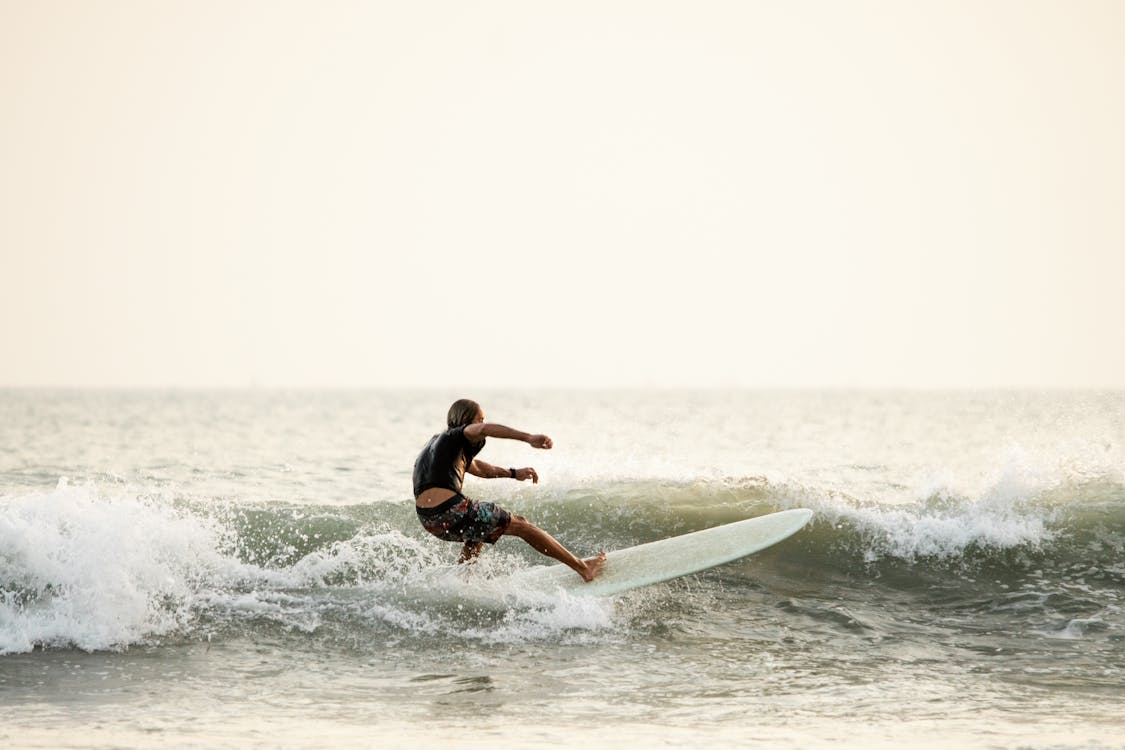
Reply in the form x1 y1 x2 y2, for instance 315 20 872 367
447 399 481 429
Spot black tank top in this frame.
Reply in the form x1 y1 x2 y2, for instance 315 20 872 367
412 426 486 497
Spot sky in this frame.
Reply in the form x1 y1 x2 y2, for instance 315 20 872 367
2 0 1123 389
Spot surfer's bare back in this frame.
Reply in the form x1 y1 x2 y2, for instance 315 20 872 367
413 399 606 582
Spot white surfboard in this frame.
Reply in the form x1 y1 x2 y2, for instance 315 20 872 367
512 508 814 597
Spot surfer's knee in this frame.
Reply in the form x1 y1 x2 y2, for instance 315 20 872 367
505 514 533 537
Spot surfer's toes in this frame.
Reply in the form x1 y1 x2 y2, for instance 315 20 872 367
580 551 607 582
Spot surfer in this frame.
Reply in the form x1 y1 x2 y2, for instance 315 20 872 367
413 399 606 582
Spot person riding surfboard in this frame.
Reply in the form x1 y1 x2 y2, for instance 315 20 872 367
413 399 606 582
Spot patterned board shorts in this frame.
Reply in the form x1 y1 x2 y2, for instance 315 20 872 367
416 493 512 545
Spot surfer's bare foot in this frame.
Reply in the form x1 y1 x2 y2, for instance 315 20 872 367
578 552 607 582
458 541 483 564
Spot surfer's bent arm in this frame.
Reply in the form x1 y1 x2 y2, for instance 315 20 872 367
464 422 553 449
469 459 541 483
468 460 507 479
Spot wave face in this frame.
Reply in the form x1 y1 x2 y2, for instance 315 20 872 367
3 467 1122 655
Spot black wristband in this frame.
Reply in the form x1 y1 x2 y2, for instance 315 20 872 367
509 467 516 479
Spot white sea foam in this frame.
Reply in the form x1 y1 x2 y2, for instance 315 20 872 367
287 528 442 587
0 480 255 653
0 481 624 653
782 446 1081 561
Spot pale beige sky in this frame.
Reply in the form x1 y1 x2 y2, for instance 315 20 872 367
2 0 1123 388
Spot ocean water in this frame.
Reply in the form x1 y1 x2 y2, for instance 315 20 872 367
1 389 1122 749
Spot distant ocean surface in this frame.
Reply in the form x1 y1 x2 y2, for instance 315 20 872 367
1 389 1123 749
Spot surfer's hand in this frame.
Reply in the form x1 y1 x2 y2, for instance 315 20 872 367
528 434 553 449
514 467 539 483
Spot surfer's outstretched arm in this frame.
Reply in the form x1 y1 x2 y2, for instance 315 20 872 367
464 422 553 449
504 515 606 582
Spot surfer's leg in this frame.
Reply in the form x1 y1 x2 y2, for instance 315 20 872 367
459 541 483 564
504 515 606 582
